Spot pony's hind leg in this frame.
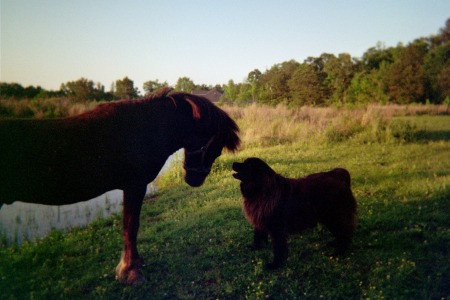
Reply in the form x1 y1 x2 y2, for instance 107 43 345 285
115 184 147 286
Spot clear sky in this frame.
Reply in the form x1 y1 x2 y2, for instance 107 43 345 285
1 0 449 93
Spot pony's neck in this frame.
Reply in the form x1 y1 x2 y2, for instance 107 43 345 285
149 100 193 155
107 96 198 157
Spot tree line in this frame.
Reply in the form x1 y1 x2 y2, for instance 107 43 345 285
1 19 448 106
0 76 218 103
1 77 141 103
222 19 449 106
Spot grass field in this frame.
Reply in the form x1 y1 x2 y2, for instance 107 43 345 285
1 105 449 299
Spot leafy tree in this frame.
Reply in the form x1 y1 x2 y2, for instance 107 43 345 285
437 65 450 100
60 78 112 102
114 77 139 99
236 83 252 103
347 62 390 104
247 69 262 84
423 32 450 102
386 44 426 103
23 85 44 98
362 42 395 71
0 83 44 99
323 53 356 104
143 79 168 95
222 79 238 102
431 17 450 46
60 78 97 102
0 83 66 100
288 55 332 106
0 83 25 98
289 63 328 106
259 60 299 105
247 69 262 102
175 77 195 93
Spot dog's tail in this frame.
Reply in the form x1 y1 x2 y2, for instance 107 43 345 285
332 168 357 213
332 168 352 186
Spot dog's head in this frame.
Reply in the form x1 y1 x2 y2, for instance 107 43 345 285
232 157 277 197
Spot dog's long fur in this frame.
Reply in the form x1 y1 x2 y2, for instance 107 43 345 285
232 157 357 269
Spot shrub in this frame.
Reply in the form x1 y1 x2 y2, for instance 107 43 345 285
325 115 363 143
389 119 418 143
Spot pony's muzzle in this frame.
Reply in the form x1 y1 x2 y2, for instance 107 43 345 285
184 169 209 187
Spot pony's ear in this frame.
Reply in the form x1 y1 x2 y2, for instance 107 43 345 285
185 97 202 120
153 86 173 98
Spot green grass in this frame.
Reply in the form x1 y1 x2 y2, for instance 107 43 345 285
1 111 449 299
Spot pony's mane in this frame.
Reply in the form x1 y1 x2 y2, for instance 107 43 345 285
168 90 241 152
82 87 240 152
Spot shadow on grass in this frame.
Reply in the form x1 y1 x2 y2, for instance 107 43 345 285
353 189 450 299
415 130 450 142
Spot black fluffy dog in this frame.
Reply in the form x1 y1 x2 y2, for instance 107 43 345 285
232 157 357 269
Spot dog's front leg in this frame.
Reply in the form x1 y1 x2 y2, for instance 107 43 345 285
250 228 269 250
267 229 288 270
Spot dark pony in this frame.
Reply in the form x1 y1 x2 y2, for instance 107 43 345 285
0 87 240 285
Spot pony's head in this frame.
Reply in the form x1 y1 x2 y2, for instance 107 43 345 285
168 90 240 187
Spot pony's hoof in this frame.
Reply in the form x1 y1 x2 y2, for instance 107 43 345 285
116 268 146 286
115 263 147 286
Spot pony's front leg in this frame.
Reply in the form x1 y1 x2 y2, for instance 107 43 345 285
115 184 147 285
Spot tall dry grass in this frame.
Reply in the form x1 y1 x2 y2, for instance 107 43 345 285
222 103 448 147
224 104 336 145
0 98 99 118
2 98 447 145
